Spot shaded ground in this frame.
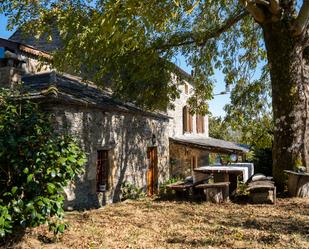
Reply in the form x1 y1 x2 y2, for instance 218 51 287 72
5 198 309 249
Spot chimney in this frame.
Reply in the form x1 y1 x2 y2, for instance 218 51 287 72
0 50 25 89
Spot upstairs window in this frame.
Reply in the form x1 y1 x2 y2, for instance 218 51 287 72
183 106 193 133
96 150 109 192
196 115 205 134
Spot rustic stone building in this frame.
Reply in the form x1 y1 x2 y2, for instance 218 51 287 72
0 31 248 208
0 37 170 209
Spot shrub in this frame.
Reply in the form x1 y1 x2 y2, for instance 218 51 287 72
159 177 183 196
120 182 145 200
252 148 272 176
0 90 86 239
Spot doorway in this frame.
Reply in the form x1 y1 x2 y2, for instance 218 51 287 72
147 147 158 196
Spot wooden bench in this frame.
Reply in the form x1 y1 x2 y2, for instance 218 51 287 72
195 182 230 203
166 182 194 198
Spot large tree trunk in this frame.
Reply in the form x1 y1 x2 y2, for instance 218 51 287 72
263 22 309 190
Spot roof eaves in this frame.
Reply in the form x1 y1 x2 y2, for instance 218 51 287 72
0 37 52 60
170 137 248 154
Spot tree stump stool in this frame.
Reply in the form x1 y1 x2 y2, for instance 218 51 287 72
247 180 276 204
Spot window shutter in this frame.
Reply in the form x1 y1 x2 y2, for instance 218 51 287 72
183 106 188 133
189 112 193 133
183 106 193 133
196 115 200 133
196 115 205 134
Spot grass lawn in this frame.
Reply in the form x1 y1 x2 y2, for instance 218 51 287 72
6 198 309 249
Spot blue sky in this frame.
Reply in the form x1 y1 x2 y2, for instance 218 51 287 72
0 14 229 117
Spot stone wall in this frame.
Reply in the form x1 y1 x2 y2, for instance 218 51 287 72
0 67 22 89
45 104 169 209
20 52 51 74
169 141 209 178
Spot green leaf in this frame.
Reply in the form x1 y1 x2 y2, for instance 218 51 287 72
47 183 56 194
51 170 56 178
27 174 34 183
11 187 18 195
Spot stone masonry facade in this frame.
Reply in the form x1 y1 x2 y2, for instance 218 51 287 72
44 104 170 209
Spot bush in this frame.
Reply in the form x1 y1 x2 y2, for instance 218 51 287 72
120 182 145 200
159 177 183 197
252 148 272 176
0 90 86 239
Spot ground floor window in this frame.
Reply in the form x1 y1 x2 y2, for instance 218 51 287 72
96 150 109 192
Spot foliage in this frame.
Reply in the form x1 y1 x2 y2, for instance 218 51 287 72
1 1 308 185
210 82 274 149
252 148 273 176
208 115 235 142
0 89 86 238
209 112 273 150
235 180 249 197
159 177 183 196
0 0 264 115
120 181 146 201
224 71 274 149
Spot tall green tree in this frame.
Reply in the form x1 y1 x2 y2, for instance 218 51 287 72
1 0 309 189
224 71 274 149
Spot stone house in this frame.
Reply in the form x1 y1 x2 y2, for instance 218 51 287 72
167 74 248 178
0 32 247 209
0 37 170 209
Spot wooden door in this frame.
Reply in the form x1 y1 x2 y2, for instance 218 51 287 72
147 147 158 196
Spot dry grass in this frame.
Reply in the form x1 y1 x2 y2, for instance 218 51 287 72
5 198 309 249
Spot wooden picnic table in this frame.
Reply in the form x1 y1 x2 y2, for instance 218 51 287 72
194 166 246 196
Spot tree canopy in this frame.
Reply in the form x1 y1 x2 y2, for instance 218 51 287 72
0 0 269 114
2 0 309 187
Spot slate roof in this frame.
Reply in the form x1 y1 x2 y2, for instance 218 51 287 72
10 27 62 53
22 71 169 120
170 134 249 154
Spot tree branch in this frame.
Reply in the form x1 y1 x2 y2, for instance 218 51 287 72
241 0 266 23
256 0 270 7
268 0 280 15
154 10 248 50
293 0 309 36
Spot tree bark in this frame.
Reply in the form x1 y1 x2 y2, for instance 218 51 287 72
262 22 309 190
